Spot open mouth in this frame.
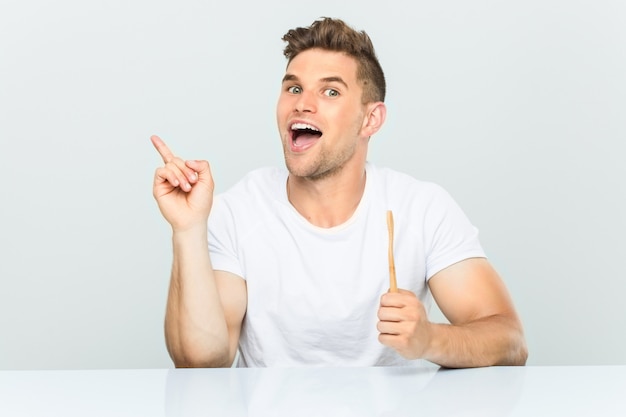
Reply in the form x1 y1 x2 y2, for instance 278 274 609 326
290 122 323 150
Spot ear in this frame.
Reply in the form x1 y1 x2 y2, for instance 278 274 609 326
361 102 387 137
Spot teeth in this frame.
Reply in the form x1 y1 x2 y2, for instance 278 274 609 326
291 123 320 132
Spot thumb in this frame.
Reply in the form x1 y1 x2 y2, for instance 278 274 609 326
185 159 214 189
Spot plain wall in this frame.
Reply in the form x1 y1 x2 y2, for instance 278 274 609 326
1 0 625 369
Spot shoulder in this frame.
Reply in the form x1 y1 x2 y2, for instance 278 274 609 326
367 163 451 205
209 166 288 241
226 166 287 192
216 166 288 205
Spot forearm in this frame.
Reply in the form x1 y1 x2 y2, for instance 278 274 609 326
424 314 528 368
164 226 231 368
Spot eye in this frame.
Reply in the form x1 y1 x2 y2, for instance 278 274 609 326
287 85 302 94
323 88 339 97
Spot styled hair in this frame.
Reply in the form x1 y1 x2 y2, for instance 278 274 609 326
281 17 386 103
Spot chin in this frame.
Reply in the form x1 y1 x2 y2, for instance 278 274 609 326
288 163 343 182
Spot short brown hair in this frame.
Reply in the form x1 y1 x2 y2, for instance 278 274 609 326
281 17 386 103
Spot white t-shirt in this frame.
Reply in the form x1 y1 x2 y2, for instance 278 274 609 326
208 163 485 367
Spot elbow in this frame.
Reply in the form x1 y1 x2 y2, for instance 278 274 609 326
173 356 231 368
502 314 529 366
515 340 529 366
166 337 233 368
171 347 232 368
501 327 529 366
513 322 529 366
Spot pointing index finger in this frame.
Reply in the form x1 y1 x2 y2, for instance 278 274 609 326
150 135 175 163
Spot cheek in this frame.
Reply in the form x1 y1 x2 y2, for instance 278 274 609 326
276 101 290 127
276 92 296 111
335 102 363 124
276 96 287 115
336 110 364 134
276 99 284 114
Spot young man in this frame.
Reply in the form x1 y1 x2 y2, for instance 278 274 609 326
151 18 528 368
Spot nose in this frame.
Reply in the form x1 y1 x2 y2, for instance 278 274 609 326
294 90 316 113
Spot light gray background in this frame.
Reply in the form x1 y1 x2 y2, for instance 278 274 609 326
1 0 624 369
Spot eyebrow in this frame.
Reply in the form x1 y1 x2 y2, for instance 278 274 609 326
282 74 349 89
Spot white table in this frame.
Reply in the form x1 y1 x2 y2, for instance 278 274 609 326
1 365 625 416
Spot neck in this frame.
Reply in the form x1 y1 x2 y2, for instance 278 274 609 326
287 165 367 228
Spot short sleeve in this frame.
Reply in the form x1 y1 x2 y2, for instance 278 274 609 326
208 195 245 279
422 186 486 280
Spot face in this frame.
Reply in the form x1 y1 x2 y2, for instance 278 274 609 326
276 48 374 180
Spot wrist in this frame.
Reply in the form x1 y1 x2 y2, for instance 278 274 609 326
420 321 445 362
172 223 208 242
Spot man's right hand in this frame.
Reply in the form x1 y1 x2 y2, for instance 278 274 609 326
151 135 215 232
